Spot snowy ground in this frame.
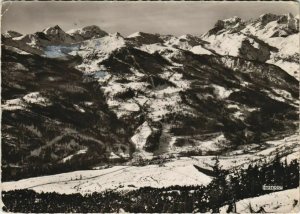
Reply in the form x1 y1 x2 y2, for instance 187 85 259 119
220 188 300 213
2 92 51 111
2 162 212 195
1 134 298 195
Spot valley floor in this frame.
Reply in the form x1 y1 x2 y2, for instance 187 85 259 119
2 134 299 195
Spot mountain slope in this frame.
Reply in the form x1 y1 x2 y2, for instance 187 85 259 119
220 188 300 213
201 13 299 79
1 46 133 181
1 14 299 181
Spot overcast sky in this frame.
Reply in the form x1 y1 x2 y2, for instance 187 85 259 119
1 1 299 36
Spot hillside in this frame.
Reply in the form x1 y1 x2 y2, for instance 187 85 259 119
1 13 299 182
220 188 300 213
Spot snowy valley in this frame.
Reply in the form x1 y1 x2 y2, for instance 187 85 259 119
1 12 299 213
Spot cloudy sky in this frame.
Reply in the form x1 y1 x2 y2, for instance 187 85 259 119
1 1 298 36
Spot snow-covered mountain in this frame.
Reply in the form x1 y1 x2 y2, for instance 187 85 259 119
67 25 108 41
1 14 299 181
1 25 108 55
3 13 298 79
202 13 299 78
2 30 23 39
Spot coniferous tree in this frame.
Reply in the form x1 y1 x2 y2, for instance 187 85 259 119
209 157 228 212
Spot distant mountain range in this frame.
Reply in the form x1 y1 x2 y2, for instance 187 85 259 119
1 13 299 181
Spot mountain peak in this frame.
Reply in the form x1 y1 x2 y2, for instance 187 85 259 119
217 16 244 29
257 13 282 25
205 16 245 36
127 32 143 38
43 25 65 35
287 12 294 19
254 13 299 33
286 13 299 31
67 25 108 41
2 30 23 39
127 31 157 38
205 13 299 38
179 34 195 39
223 16 242 24
112 32 123 37
126 31 164 46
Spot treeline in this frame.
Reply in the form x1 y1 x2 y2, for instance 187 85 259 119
2 156 127 182
2 157 299 213
208 156 299 212
228 157 299 199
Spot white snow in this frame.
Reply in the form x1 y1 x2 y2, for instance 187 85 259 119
26 36 38 47
76 34 126 73
193 134 223 151
169 72 190 89
267 34 299 55
233 111 245 120
148 93 182 121
2 92 52 111
220 188 300 213
66 25 107 41
190 45 213 55
258 134 300 157
23 92 51 106
273 89 293 99
264 33 300 79
106 98 140 118
170 134 228 154
73 104 85 113
267 58 299 79
212 84 233 99
120 102 140 112
4 45 31 55
2 98 25 111
103 82 126 96
139 44 169 54
125 82 148 91
203 33 246 57
109 152 121 160
83 101 93 106
62 149 88 163
2 160 212 195
263 89 286 103
227 104 240 109
164 34 205 51
12 35 27 41
242 21 278 40
131 122 152 151
201 16 299 79
2 133 298 195
101 71 191 121
127 32 143 38
222 133 299 170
